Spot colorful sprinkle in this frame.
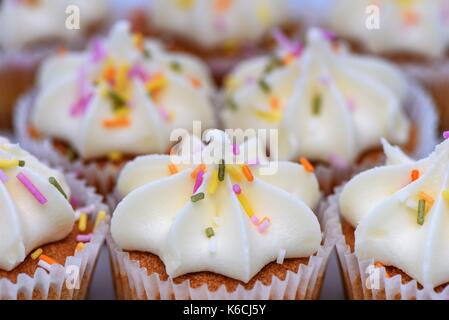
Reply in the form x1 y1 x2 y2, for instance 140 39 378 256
94 210 107 230
108 151 123 162
168 163 179 175
170 61 182 72
76 234 92 243
419 192 434 206
254 110 281 123
39 255 58 265
410 169 420 182
258 217 271 233
442 190 449 202
258 79 271 94
443 131 449 140
232 184 242 195
0 169 8 183
16 172 47 205
193 170 205 194
75 242 86 253
236 192 255 217
208 170 219 195
49 177 67 199
299 157 315 173
227 165 242 182
90 38 107 62
218 159 226 181
276 248 286 264
232 143 240 156
31 248 43 260
191 164 207 179
242 165 254 182
189 76 202 89
0 159 25 169
225 98 238 111
417 199 425 225
270 96 280 110
102 118 131 128
205 227 215 238
191 192 205 203
78 213 88 232
251 215 260 225
312 94 322 115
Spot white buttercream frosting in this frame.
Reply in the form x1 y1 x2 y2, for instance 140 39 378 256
223 28 410 164
340 138 449 288
148 0 291 48
111 130 321 283
0 0 108 52
0 137 74 272
31 21 216 160
328 0 449 58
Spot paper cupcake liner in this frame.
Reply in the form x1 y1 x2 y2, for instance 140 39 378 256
105 199 339 300
0 173 109 300
402 59 449 131
323 187 449 300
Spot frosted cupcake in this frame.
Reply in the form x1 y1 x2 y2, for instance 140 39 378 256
16 21 217 195
325 135 449 299
0 137 108 300
324 0 449 130
222 28 437 192
0 0 109 130
107 130 336 300
130 0 298 82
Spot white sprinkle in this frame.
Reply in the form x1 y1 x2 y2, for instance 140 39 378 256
208 237 217 254
276 248 286 264
38 260 52 272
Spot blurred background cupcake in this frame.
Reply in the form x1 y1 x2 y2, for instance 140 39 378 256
108 130 336 300
0 136 108 300
128 0 303 83
325 136 449 299
221 28 438 193
15 21 217 195
316 0 449 131
0 0 109 131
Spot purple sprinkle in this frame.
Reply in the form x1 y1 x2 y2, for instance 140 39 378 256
70 92 94 117
128 64 149 82
16 172 47 205
232 143 240 156
232 184 241 195
443 131 449 140
70 196 79 208
76 234 92 243
320 29 337 41
90 38 107 63
193 170 204 194
0 169 8 183
329 154 348 169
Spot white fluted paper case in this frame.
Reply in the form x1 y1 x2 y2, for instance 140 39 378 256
105 202 339 300
0 173 109 300
323 187 449 300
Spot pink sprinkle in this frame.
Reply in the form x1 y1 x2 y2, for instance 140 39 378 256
329 154 348 169
251 215 260 225
193 170 204 194
232 143 240 156
443 131 449 140
257 217 271 233
158 107 171 121
213 16 227 31
70 196 79 208
90 38 107 63
129 64 149 82
76 234 92 243
70 92 94 117
346 97 356 112
233 184 241 195
320 29 337 41
0 169 8 183
272 27 292 50
248 158 260 166
16 172 47 205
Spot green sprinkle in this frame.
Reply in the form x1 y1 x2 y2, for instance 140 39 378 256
108 91 126 111
205 227 215 238
170 61 182 72
417 199 425 225
218 159 225 181
66 148 76 162
312 94 322 115
18 160 25 167
191 192 205 203
225 98 238 111
143 48 151 59
49 177 68 199
264 54 282 74
258 79 271 94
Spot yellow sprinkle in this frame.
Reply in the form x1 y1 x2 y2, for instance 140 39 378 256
75 242 85 253
132 33 144 51
419 192 434 204
31 248 43 260
108 151 123 162
94 210 106 230
0 159 20 169
115 64 131 92
236 193 255 217
78 213 88 232
256 4 272 25
114 108 131 119
225 76 238 91
146 74 168 93
208 169 219 195
254 110 282 123
227 165 243 182
177 0 195 9
442 190 449 202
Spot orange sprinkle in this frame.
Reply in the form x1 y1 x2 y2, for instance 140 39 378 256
28 126 42 139
39 255 58 265
410 169 420 182
75 242 85 253
214 0 232 13
133 33 145 51
57 46 67 56
403 10 420 26
168 163 179 175
242 165 254 182
419 192 434 205
270 96 280 110
331 42 341 53
104 66 117 84
282 53 295 65
191 164 207 179
299 157 314 173
102 118 131 128
189 76 202 89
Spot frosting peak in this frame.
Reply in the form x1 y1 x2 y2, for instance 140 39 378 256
0 138 74 271
32 21 216 159
340 138 449 288
223 28 410 164
111 130 321 282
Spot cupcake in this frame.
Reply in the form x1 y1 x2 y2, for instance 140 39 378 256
325 136 449 299
130 0 299 83
107 130 336 300
15 21 217 195
0 0 109 130
0 136 108 300
323 0 449 130
222 28 438 193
